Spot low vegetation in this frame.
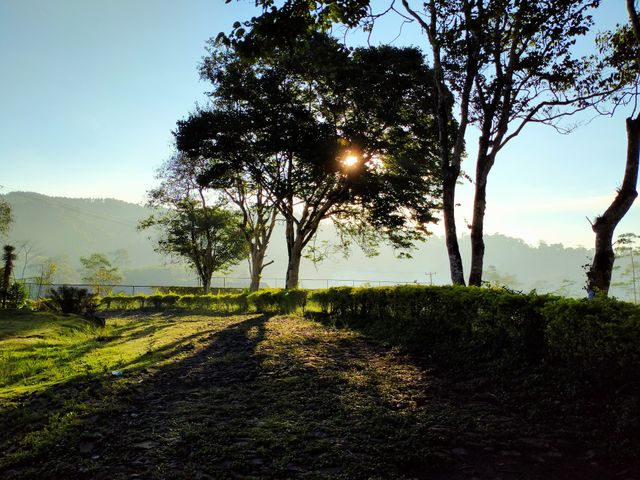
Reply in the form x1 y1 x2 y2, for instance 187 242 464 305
1 286 639 478
98 288 307 314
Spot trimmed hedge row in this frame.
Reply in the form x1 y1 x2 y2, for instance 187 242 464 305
308 285 640 386
99 289 307 315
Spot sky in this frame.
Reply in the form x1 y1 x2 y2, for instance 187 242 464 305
0 0 637 248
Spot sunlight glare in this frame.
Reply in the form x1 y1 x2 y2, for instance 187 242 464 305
343 155 359 168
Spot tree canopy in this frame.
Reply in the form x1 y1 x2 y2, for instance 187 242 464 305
0 201 12 238
223 0 606 288
80 253 123 296
176 35 445 287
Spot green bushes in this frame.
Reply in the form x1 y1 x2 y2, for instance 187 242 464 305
543 297 640 385
98 289 307 315
308 285 640 385
1 282 29 309
247 289 307 314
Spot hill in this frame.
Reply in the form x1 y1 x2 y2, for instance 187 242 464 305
1 190 623 299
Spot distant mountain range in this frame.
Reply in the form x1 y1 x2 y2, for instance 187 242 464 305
2 190 629 300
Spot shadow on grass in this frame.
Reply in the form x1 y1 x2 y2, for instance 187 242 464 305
0 313 634 480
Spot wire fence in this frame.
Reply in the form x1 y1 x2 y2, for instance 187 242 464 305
22 276 432 300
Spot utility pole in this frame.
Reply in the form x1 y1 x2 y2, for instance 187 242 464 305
425 272 436 285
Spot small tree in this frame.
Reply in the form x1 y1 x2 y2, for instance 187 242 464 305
79 253 123 296
2 245 16 308
35 258 58 298
613 232 640 302
139 200 248 293
0 201 12 238
152 152 277 292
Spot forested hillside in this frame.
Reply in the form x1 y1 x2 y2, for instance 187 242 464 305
3 191 631 299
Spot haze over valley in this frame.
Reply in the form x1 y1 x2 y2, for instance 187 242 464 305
5 190 627 299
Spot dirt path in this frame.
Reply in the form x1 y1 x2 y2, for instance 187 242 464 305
1 314 635 479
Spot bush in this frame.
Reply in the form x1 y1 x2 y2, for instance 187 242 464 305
99 294 144 310
48 286 98 315
544 297 640 385
1 282 29 309
97 289 306 315
248 289 307 314
308 285 640 379
177 293 248 312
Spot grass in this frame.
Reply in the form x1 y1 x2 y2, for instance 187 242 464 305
0 310 636 479
0 310 230 399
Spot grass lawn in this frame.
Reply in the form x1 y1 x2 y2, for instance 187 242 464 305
0 310 223 399
0 310 634 479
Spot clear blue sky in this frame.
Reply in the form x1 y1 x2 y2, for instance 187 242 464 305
0 0 637 247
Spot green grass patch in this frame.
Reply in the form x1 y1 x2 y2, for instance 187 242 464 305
0 310 237 399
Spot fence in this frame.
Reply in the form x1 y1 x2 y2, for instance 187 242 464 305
22 277 431 300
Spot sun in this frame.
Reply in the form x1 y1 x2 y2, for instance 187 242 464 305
342 154 359 168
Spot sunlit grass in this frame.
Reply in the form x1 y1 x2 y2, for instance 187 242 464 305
0 311 237 399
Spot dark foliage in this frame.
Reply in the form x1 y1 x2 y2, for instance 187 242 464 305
48 286 98 315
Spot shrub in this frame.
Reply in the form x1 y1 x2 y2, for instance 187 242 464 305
307 285 640 376
248 289 307 314
1 282 29 309
543 297 640 385
97 289 306 315
99 294 143 310
48 286 98 315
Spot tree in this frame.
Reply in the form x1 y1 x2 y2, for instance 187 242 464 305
155 152 277 293
612 232 640 302
179 36 444 288
79 253 123 296
0 200 11 238
1 245 16 308
225 0 605 286
35 258 58 299
585 1 640 296
139 200 248 293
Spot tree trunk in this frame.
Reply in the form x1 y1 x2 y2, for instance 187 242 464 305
442 168 465 285
249 247 269 292
468 175 488 286
468 144 494 287
285 238 304 289
202 276 211 295
588 116 640 295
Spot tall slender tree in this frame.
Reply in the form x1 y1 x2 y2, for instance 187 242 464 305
2 245 16 308
585 0 640 295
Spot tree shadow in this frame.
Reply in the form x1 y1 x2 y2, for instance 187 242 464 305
0 313 635 480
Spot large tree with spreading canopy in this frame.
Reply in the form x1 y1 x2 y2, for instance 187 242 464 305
177 34 446 288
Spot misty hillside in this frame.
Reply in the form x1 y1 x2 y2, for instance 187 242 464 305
2 191 629 299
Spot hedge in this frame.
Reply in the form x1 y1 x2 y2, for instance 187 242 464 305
307 285 640 386
98 289 307 315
